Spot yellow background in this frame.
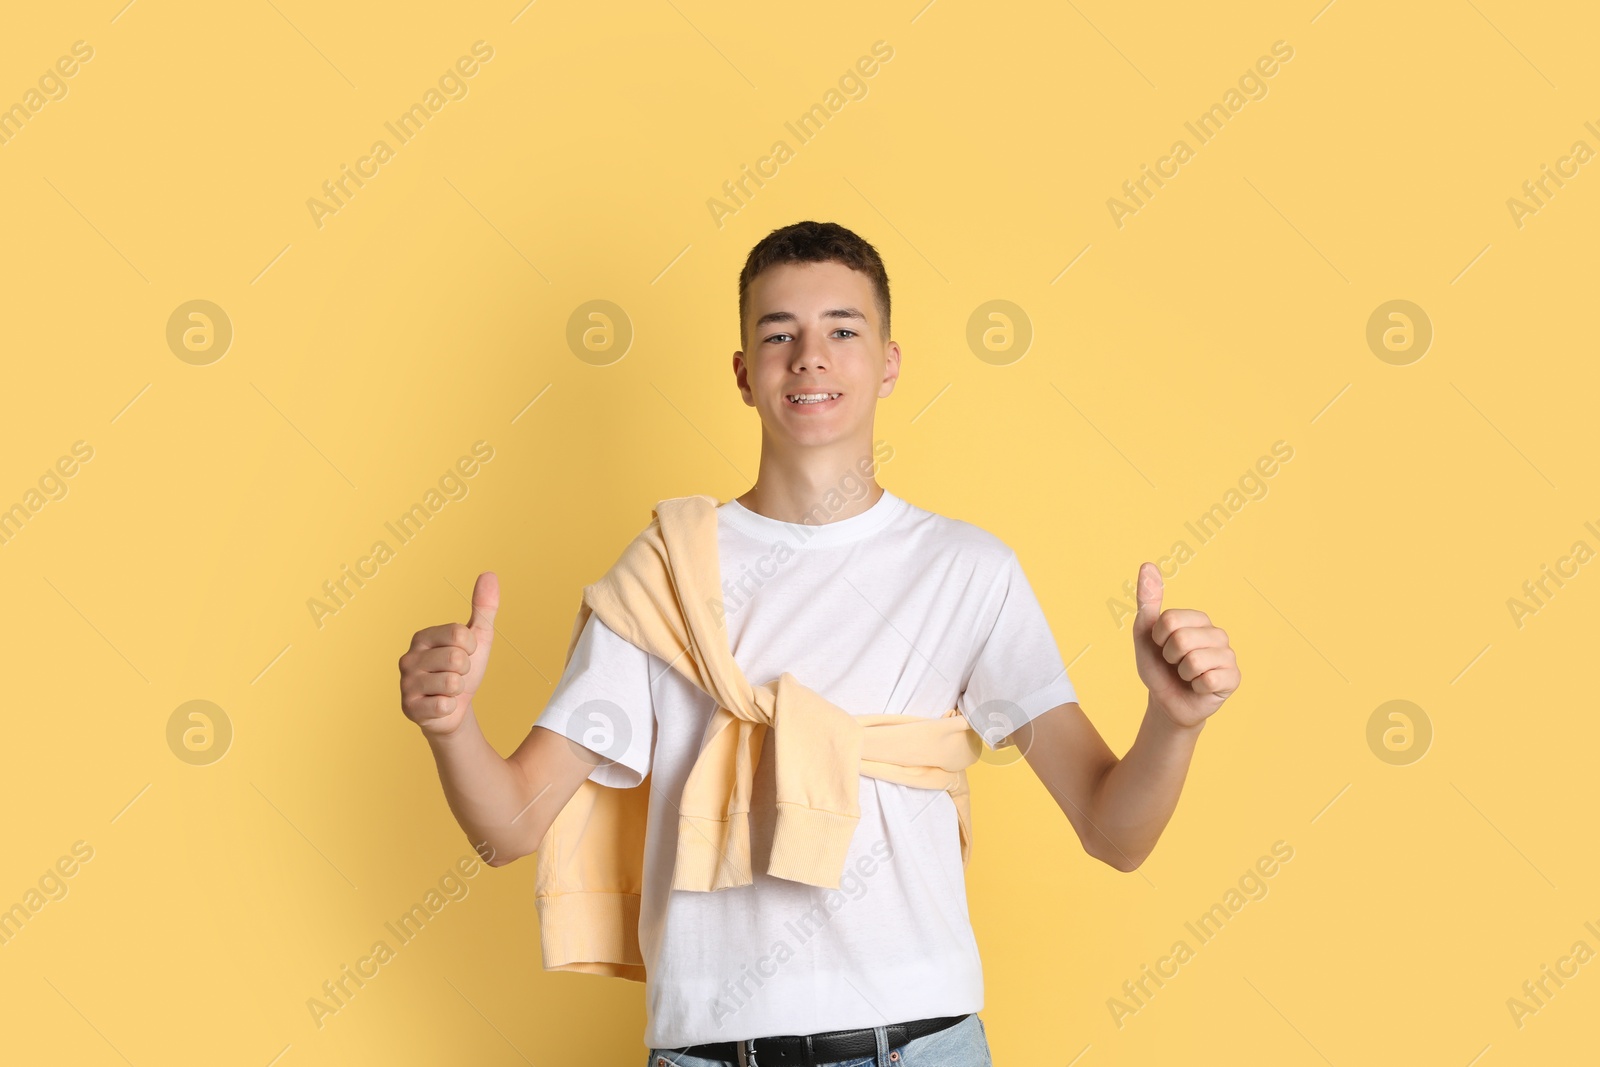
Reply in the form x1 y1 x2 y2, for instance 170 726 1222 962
2 0 1596 1063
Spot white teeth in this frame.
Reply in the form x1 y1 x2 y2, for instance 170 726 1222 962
788 392 840 404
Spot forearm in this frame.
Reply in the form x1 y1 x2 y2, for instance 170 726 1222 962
423 707 539 866
1083 696 1205 871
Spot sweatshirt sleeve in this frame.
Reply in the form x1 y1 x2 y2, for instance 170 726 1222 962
957 550 1077 749
532 612 656 787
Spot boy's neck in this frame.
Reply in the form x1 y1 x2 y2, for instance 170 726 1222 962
734 450 885 525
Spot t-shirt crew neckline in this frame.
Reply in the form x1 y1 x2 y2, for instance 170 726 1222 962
718 487 904 549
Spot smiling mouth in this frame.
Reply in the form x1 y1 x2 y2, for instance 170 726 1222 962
786 391 842 406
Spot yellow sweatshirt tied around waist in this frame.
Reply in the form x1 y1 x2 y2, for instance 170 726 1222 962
533 494 983 981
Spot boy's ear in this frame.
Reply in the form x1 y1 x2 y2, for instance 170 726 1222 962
732 351 756 407
878 342 902 394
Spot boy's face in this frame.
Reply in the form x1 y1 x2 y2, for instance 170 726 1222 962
733 260 900 449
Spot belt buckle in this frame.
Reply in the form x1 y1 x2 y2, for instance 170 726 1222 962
736 1036 759 1067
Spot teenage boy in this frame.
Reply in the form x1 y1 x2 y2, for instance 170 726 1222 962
399 220 1240 1066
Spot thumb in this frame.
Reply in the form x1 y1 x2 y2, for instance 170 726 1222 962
467 570 499 640
1133 562 1162 638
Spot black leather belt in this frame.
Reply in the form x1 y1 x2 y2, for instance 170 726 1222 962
665 1013 970 1066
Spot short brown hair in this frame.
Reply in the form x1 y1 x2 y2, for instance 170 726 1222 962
738 221 891 348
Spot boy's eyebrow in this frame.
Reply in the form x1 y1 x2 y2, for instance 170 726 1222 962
754 307 868 330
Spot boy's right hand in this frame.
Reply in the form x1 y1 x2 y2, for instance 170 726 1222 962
399 571 499 738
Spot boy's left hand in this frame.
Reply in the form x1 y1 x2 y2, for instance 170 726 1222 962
1131 562 1240 728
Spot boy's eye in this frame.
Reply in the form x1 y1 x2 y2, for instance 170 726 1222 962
766 329 858 343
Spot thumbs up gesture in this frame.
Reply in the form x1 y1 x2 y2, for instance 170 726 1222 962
398 571 500 738
1131 563 1239 729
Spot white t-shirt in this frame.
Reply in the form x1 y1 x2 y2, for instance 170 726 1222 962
532 487 1076 1049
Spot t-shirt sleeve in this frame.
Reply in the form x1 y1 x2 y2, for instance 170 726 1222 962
531 611 655 788
958 550 1078 749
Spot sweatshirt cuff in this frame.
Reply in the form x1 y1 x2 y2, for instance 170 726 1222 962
535 890 642 970
673 810 753 891
764 802 859 889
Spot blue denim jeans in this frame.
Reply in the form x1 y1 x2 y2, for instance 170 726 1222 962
647 1012 992 1067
